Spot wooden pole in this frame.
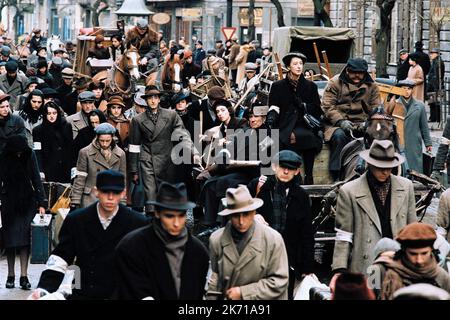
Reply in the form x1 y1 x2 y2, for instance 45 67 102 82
321 50 332 78
313 42 323 76
273 52 283 80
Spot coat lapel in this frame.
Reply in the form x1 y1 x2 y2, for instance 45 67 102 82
355 174 382 235
92 150 111 169
390 175 406 222
220 224 240 266
152 110 169 140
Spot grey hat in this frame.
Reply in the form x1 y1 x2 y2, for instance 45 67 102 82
136 18 148 29
95 122 116 135
282 52 307 66
393 283 450 300
61 67 74 79
272 150 303 169
1 46 10 56
398 48 408 55
373 238 401 259
134 90 147 107
25 76 40 88
397 79 416 88
78 91 96 103
218 185 264 216
359 139 405 168
245 62 258 71
430 48 440 54
52 56 63 66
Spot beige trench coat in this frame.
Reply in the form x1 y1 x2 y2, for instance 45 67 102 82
207 220 289 300
407 64 425 102
332 173 417 275
71 141 127 208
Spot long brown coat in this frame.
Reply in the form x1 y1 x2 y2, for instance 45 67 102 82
332 173 417 276
235 44 252 85
228 43 241 70
321 74 381 141
71 141 127 208
407 64 425 102
207 220 289 300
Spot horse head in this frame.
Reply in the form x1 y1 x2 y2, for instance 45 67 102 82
363 106 399 149
48 34 63 53
162 47 184 92
123 45 140 81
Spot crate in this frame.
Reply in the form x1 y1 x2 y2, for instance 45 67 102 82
30 214 53 264
310 143 334 185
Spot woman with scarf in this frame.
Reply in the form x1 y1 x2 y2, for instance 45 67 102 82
14 89 44 147
32 101 73 183
73 109 108 161
106 95 130 151
1 135 46 290
70 122 126 209
267 52 323 185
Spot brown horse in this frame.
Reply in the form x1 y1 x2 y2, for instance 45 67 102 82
160 52 184 92
108 45 141 98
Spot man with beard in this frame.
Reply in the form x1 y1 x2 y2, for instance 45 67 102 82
0 60 28 107
66 91 96 139
321 58 381 181
373 222 450 300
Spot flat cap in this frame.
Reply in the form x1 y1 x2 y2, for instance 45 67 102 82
397 79 416 88
398 49 408 55
136 18 148 29
245 62 258 71
61 68 74 79
430 48 440 54
96 169 125 192
346 58 368 72
78 90 96 103
5 60 18 72
396 222 437 248
41 87 58 98
0 46 10 56
272 150 303 169
95 122 117 135
207 85 226 100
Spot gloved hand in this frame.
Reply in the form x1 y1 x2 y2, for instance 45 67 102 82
339 120 354 133
266 110 278 129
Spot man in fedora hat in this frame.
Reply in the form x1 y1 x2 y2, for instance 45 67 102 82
387 79 431 173
322 57 381 181
129 85 200 214
330 139 417 289
31 170 148 300
206 185 289 300
115 182 209 300
372 222 450 300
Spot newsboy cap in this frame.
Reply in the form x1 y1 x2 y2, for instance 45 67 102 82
78 90 96 103
136 18 148 29
61 68 74 79
95 122 117 135
272 150 303 169
5 60 18 72
245 62 258 71
96 169 125 192
396 222 437 248
1 46 10 56
207 86 226 100
397 79 416 88
346 58 368 72
398 49 408 55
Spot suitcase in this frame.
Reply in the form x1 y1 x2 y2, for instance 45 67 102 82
31 214 53 264
423 152 435 177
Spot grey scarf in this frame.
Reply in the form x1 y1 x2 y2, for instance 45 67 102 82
153 220 188 298
230 222 255 256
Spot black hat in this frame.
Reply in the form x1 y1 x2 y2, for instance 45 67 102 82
36 59 48 69
408 52 420 62
172 92 190 105
147 182 196 211
282 52 307 66
41 87 58 98
96 169 125 192
207 49 217 55
212 98 233 113
5 60 18 72
346 58 368 72
415 41 423 49
272 150 303 169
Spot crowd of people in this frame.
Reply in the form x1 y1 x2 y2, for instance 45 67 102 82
0 20 449 301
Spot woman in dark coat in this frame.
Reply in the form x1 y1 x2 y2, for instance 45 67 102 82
1 135 46 290
36 58 55 88
32 101 73 183
268 52 324 184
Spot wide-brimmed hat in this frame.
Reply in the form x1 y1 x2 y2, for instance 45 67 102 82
172 92 190 105
107 96 126 108
359 139 404 168
142 85 162 98
430 48 440 54
207 85 225 100
282 52 307 66
147 182 196 211
219 185 264 216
